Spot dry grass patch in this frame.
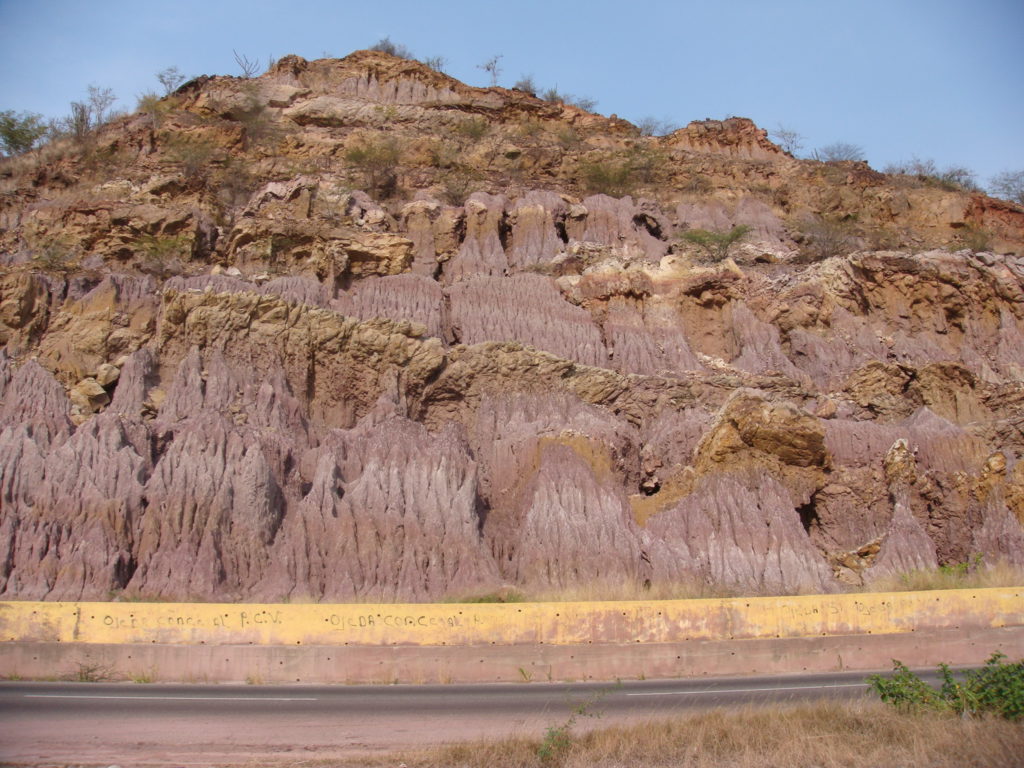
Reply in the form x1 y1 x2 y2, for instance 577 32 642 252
400 700 1024 768
867 561 1024 593
521 577 744 603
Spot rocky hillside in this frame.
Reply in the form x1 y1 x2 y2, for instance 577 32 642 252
1 50 1023 601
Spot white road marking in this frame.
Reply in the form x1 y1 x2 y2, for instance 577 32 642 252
626 683 867 696
25 694 317 701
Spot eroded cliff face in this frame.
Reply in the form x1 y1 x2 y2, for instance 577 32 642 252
1 50 1023 600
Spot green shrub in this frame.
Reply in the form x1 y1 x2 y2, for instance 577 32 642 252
868 653 1024 720
438 167 482 206
554 126 582 150
867 661 944 712
163 134 218 182
578 159 635 197
29 236 79 273
0 110 48 155
454 116 489 140
679 224 751 262
958 224 992 253
344 135 402 197
136 233 191 276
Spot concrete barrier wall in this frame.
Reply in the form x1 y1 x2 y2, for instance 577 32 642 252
2 588 1022 647
4 626 1023 684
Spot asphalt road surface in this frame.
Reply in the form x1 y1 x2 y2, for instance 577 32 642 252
0 670 947 766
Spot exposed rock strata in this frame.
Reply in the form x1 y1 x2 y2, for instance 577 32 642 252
1 49 1023 600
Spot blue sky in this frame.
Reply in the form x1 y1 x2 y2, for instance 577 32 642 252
1 0 1021 187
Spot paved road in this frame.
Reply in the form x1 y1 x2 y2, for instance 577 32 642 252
0 670 948 765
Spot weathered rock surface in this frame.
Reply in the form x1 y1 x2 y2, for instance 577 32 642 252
1 48 1023 600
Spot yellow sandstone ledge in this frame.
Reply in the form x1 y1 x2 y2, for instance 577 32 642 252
1 588 1021 647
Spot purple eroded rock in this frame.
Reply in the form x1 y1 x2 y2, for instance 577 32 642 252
971 492 1024 568
0 360 74 444
499 441 648 590
471 390 641 501
400 198 449 276
994 308 1024 381
263 416 499 600
647 471 836 594
334 274 445 339
565 195 668 263
129 412 284 600
506 190 568 269
730 302 808 382
469 391 645 588
787 327 872 390
109 348 159 416
164 274 254 294
448 274 607 366
639 407 713 479
260 276 334 308
866 500 939 582
0 412 149 599
825 409 984 475
676 197 786 250
441 192 508 282
604 299 703 376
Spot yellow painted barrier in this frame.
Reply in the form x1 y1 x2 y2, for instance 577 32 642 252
1 588 1021 647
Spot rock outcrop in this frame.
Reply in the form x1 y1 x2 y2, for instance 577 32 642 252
1 48 1023 600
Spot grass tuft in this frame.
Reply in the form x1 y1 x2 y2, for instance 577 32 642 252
867 561 1024 593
